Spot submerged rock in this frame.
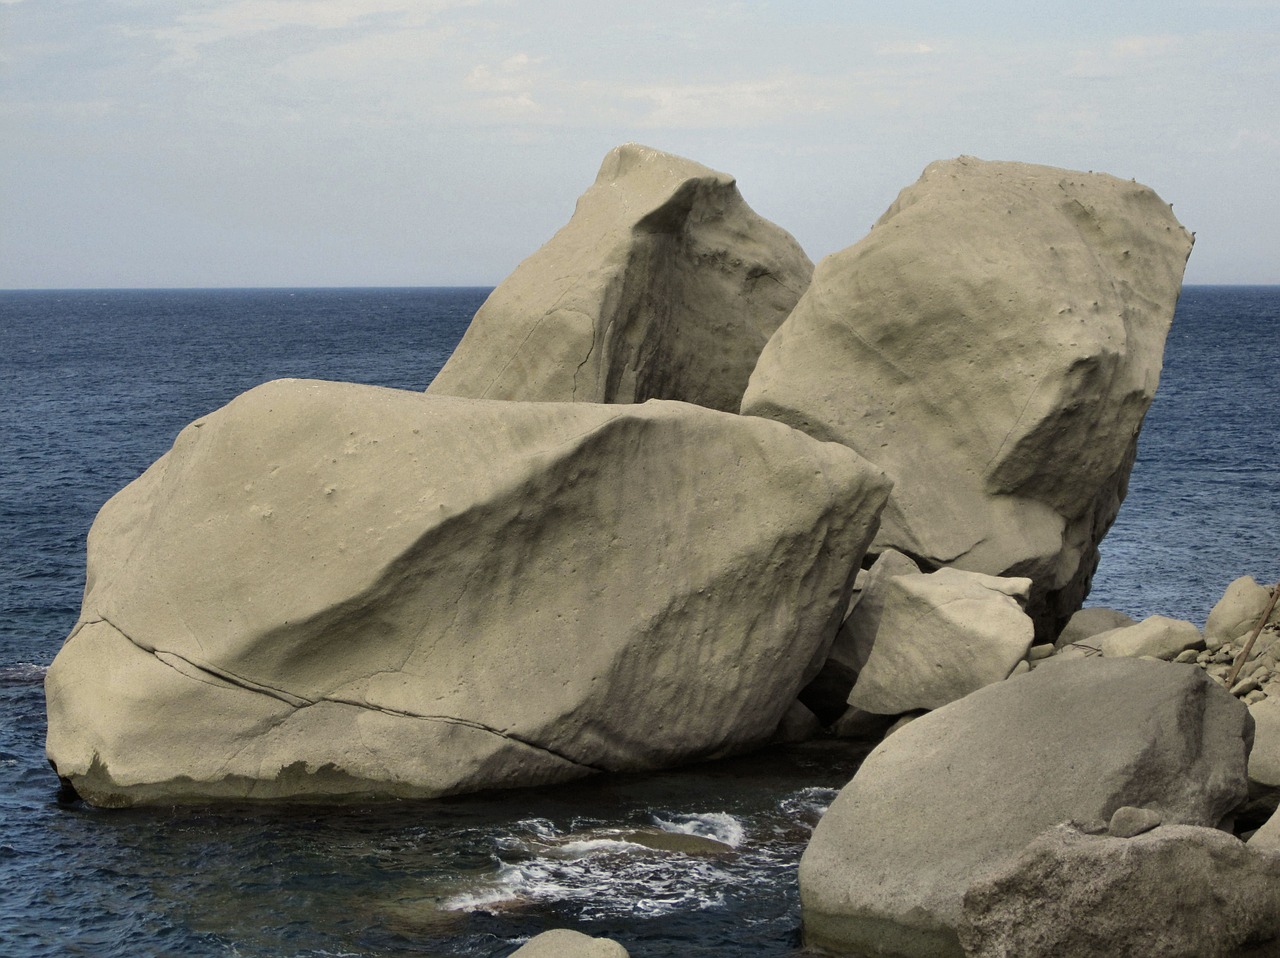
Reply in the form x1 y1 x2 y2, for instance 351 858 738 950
45 379 889 806
960 824 1280 958
798 658 1252 958
428 143 813 412
742 156 1194 638
512 929 629 958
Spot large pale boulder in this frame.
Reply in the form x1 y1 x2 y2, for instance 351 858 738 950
798 549 921 723
45 379 890 806
511 930 629 958
960 824 1280 958
427 143 813 412
1054 605 1135 648
835 548 922 674
799 658 1252 958
848 567 1035 715
742 156 1194 638
1208 576 1277 650
1095 614 1204 660
1248 695 1280 788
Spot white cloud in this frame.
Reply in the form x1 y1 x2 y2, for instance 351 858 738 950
875 41 936 56
1067 34 1185 78
619 76 841 129
148 0 481 66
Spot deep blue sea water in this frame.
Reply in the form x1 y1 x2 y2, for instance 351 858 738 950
0 286 1276 957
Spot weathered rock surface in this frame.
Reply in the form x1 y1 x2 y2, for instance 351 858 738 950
1095 614 1204 660
742 156 1194 638
1249 695 1280 788
960 824 1280 958
1249 805 1280 852
1208 576 1278 650
799 549 921 723
428 143 813 412
847 567 1035 715
45 379 890 806
835 548 922 674
511 929 629 958
799 658 1252 958
1055 605 1135 648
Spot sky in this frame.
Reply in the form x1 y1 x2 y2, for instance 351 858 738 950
2 0 1278 288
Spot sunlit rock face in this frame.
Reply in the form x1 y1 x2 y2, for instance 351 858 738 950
799 658 1252 958
428 143 813 412
742 156 1194 638
45 379 889 806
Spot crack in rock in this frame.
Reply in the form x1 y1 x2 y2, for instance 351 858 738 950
100 616 602 773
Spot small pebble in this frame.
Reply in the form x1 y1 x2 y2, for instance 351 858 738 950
1245 690 1268 705
1109 806 1162 838
1231 676 1262 697
1175 649 1200 664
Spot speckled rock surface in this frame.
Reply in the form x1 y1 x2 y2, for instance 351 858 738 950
428 143 812 412
742 156 1193 638
45 379 889 806
799 658 1251 958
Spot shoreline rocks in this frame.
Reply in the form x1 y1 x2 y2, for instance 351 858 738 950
46 380 890 805
427 143 812 412
799 658 1253 958
742 156 1194 639
960 823 1280 958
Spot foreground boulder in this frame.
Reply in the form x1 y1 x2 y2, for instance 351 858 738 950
799 658 1252 958
742 157 1194 637
427 143 813 412
45 379 889 806
960 824 1280 958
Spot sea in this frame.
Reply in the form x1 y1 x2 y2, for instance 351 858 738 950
0 285 1276 958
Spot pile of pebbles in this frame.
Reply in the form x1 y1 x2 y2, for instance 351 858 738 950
1046 576 1279 706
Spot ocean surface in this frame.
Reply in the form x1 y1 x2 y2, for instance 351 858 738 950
1 285 1276 957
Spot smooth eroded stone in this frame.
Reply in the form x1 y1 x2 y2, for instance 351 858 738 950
1107 805 1162 837
511 929 629 958
1055 605 1136 649
800 549 922 723
1249 695 1280 788
847 567 1035 715
742 157 1193 638
960 824 1280 958
1207 576 1276 650
1095 614 1204 660
834 548 922 673
428 143 813 412
45 379 890 806
799 658 1252 958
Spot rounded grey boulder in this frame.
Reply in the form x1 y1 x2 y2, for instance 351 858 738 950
428 143 813 412
45 380 890 806
799 658 1253 958
742 157 1194 637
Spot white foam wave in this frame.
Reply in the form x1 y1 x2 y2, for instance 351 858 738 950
0 662 49 684
440 818 743 918
778 786 840 822
651 811 746 848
